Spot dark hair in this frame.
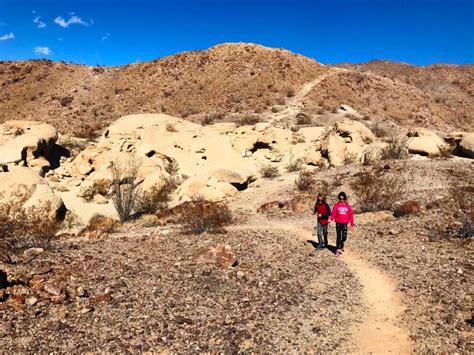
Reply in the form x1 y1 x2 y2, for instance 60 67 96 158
317 193 326 201
338 191 347 200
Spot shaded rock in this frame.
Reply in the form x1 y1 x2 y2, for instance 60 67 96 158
459 132 474 158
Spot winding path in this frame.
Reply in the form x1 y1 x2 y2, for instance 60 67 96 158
230 220 412 353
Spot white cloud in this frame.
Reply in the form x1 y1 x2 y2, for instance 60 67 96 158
54 14 91 28
33 16 46 29
57 37 64 42
101 33 110 42
34 46 52 56
0 32 14 41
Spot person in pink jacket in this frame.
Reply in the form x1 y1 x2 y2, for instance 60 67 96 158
329 191 355 256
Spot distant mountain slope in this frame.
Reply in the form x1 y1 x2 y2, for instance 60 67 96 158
0 44 472 136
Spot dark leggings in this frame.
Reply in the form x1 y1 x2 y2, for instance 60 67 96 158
336 223 348 250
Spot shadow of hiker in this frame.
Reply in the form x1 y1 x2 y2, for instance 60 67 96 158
306 240 338 254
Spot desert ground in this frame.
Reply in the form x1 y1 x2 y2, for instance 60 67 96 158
0 43 473 353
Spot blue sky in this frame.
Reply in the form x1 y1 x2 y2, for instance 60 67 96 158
0 0 472 66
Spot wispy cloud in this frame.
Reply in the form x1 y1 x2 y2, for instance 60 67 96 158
57 37 64 42
101 33 110 42
34 46 52 56
33 16 46 29
0 22 6 27
0 32 14 41
54 14 91 28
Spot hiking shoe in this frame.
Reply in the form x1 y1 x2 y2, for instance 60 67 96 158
335 249 341 257
316 244 323 250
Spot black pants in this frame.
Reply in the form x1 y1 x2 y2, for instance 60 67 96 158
336 223 348 250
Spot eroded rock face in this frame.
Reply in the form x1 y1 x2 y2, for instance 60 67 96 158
459 132 474 158
406 128 445 157
0 120 58 170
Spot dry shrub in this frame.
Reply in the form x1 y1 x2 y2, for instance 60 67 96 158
295 169 315 191
447 179 474 239
111 157 142 222
371 122 388 138
177 201 232 234
236 114 260 127
0 188 59 252
137 178 178 214
438 144 453 159
285 156 303 172
81 179 111 201
165 123 178 132
74 124 100 141
393 201 420 217
381 135 409 160
350 171 406 212
295 112 311 125
82 214 118 239
260 163 280 178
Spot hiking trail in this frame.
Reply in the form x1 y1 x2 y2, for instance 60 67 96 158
271 68 346 127
230 219 412 353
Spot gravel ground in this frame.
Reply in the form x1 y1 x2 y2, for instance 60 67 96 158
0 224 363 353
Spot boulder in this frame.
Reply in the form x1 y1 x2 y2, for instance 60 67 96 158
406 128 445 156
459 132 474 158
335 120 375 143
321 133 347 166
0 121 57 168
0 166 63 219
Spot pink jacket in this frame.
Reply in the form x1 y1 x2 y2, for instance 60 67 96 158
329 202 355 226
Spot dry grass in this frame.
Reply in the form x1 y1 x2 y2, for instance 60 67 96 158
285 156 303 172
177 201 232 234
236 114 261 127
81 179 111 201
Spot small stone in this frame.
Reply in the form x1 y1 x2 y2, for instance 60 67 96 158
77 286 88 297
174 315 193 325
457 268 463 275
93 194 108 204
236 271 245 278
44 283 63 296
389 229 400 235
26 296 39 306
23 247 44 259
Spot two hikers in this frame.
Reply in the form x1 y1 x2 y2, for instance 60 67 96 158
312 191 355 257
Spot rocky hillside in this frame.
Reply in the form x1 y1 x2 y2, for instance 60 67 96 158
1 43 472 137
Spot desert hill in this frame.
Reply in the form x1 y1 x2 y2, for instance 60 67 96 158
0 43 472 137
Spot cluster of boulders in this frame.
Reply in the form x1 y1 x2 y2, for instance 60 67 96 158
0 113 472 227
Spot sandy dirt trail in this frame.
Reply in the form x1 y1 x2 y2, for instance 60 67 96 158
231 218 412 353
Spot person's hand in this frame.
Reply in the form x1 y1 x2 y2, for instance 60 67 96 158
350 225 356 230
317 213 322 217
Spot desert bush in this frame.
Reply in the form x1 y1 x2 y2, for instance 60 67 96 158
449 214 473 239
344 152 359 165
166 123 178 132
0 188 59 252
380 135 409 160
177 201 232 234
111 157 142 222
85 214 117 235
81 179 111 201
136 178 178 214
295 112 311 125
236 114 260 127
286 88 296 97
438 144 453 159
285 156 303 172
350 171 406 212
260 163 280 178
200 112 221 126
393 201 420 217
371 123 388 138
74 124 100 141
295 169 315 191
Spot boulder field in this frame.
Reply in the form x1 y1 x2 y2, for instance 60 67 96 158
0 114 471 227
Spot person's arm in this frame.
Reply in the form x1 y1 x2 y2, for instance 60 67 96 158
321 203 331 219
311 201 317 214
329 203 337 221
349 205 355 227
